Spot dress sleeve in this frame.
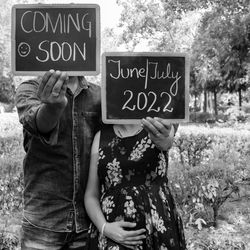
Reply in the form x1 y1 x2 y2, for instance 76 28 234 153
15 79 59 145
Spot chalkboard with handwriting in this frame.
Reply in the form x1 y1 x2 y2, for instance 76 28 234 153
102 52 189 124
11 4 100 76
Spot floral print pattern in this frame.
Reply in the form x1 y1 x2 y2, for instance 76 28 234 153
88 126 186 250
105 158 122 187
128 137 154 161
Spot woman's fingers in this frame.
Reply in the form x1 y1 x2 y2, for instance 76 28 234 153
108 221 146 247
124 228 146 237
125 234 146 241
120 244 135 249
122 239 144 245
119 221 136 228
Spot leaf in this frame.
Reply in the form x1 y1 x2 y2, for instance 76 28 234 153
194 218 207 230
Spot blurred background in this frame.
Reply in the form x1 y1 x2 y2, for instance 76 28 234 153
0 0 250 249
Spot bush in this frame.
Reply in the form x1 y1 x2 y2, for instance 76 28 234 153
0 115 24 216
189 112 214 123
0 230 19 250
0 154 23 215
187 236 246 250
0 125 23 249
225 106 247 122
169 127 250 229
172 132 212 167
0 136 22 157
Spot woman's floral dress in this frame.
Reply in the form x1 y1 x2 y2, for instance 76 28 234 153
87 125 186 250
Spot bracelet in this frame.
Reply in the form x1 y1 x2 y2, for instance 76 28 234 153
101 222 107 236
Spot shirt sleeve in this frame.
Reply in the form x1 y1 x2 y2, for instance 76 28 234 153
15 79 59 145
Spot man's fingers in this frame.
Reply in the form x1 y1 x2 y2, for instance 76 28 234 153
141 117 160 136
37 70 54 97
153 117 172 136
43 70 61 97
59 74 68 97
52 72 68 97
154 117 172 130
142 117 172 137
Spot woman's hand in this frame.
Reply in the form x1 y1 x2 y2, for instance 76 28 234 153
103 220 146 249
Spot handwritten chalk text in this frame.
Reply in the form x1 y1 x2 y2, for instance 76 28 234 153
108 59 182 89
21 11 92 37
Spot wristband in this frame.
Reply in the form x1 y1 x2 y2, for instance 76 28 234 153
101 222 107 236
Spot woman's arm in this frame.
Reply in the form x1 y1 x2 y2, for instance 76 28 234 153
84 131 106 232
84 131 146 248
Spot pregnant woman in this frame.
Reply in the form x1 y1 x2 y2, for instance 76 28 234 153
84 121 186 250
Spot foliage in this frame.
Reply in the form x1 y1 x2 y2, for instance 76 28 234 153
161 0 249 15
0 232 19 250
116 0 201 52
0 75 15 104
169 127 250 229
173 132 212 167
187 237 246 250
0 114 24 218
191 4 250 111
0 139 24 216
224 106 248 122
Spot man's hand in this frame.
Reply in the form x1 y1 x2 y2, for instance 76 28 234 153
36 70 68 135
37 69 68 109
103 220 146 249
141 117 175 151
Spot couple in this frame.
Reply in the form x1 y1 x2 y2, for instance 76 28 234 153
15 70 186 250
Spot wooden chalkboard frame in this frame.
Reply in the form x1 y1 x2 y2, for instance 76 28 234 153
101 52 190 124
11 4 100 76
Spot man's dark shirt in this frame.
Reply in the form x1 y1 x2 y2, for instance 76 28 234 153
15 76 102 232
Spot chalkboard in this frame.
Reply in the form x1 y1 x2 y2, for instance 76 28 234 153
102 52 190 124
11 4 100 76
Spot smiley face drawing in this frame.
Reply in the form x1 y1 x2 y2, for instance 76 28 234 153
18 42 31 57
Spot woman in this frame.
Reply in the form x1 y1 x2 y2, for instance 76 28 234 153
84 118 186 249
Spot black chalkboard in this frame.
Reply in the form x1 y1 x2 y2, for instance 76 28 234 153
11 4 100 76
102 52 189 124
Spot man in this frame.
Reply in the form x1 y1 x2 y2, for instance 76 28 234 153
15 69 176 249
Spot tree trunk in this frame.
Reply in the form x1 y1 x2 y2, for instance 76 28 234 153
213 206 218 228
214 90 218 116
203 90 207 112
238 88 242 107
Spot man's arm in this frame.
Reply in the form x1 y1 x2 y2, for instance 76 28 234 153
15 70 68 144
36 70 68 134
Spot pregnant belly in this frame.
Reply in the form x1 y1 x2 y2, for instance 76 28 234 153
100 180 173 230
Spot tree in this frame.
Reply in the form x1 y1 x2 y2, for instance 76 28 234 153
220 14 250 107
116 0 201 52
190 2 250 114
